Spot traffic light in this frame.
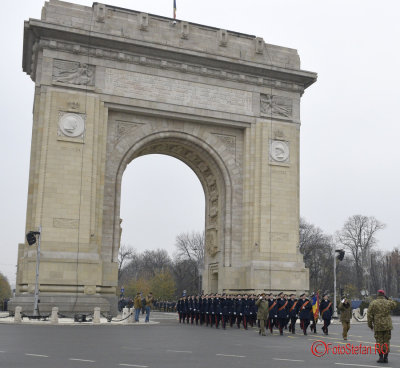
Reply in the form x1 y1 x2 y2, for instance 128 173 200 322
26 231 40 246
335 249 345 261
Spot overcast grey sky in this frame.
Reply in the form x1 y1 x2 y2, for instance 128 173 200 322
1 0 399 286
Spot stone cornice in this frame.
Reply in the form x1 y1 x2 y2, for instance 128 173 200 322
24 19 317 93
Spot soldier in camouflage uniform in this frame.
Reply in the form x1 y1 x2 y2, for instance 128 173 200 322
367 289 397 364
256 293 268 336
338 296 352 340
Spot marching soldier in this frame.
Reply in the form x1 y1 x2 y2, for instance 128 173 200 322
298 293 312 335
221 294 229 329
189 295 195 324
267 293 278 334
242 294 250 329
338 296 352 340
249 294 257 327
208 294 215 327
194 295 200 325
234 294 243 328
200 294 207 325
177 297 183 323
276 292 289 335
288 294 299 334
368 289 397 364
214 294 222 328
256 293 268 336
319 293 333 335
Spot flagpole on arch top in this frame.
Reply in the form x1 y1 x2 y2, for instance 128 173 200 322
173 0 177 19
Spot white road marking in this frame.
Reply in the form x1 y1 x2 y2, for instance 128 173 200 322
0 351 5 353
216 354 246 358
273 358 305 362
119 364 148 368
69 358 96 363
166 350 192 353
334 363 393 368
25 353 49 358
390 352 400 356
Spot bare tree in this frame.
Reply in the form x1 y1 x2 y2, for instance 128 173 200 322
336 215 385 293
174 231 205 293
175 231 204 268
299 218 333 293
118 245 135 281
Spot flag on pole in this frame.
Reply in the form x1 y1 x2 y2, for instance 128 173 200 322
173 0 177 19
311 291 320 321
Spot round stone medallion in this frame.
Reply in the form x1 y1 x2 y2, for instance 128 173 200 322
59 113 85 137
270 140 289 162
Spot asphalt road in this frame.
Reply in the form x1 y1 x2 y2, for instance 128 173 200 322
1 313 399 368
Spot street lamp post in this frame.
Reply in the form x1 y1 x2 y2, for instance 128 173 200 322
26 226 42 317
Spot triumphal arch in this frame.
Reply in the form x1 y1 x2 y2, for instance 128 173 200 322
13 0 316 313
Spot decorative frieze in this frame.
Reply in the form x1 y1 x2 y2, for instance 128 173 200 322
260 94 293 119
53 59 95 86
39 40 304 94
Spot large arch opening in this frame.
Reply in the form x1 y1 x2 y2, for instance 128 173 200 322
119 154 205 296
103 122 235 296
120 154 205 253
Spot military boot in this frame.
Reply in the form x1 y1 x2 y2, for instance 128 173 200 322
383 353 388 363
377 354 384 363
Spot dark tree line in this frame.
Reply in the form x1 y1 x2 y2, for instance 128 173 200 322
301 215 399 298
119 215 397 300
118 231 204 299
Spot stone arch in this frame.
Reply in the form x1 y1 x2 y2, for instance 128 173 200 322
102 123 237 291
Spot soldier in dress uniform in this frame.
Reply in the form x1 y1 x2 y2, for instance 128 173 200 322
276 292 289 335
368 289 397 364
248 294 257 327
242 294 250 329
208 294 216 327
267 293 278 334
221 294 229 329
177 297 183 323
297 293 312 335
189 295 195 324
204 294 210 326
194 295 200 325
319 293 333 335
234 294 243 328
287 294 299 334
214 294 222 328
200 294 206 326
256 293 268 336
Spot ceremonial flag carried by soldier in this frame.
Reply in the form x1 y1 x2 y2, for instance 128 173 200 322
311 292 319 320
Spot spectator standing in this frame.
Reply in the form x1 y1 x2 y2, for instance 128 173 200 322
145 292 154 323
134 293 142 322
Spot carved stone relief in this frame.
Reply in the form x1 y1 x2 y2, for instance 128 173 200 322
115 121 143 141
58 112 85 138
206 228 218 257
260 94 292 119
213 133 236 159
53 60 95 86
269 140 289 163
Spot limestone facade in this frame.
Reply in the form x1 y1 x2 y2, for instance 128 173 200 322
12 0 316 313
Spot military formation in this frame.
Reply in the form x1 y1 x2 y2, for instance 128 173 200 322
176 292 333 336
